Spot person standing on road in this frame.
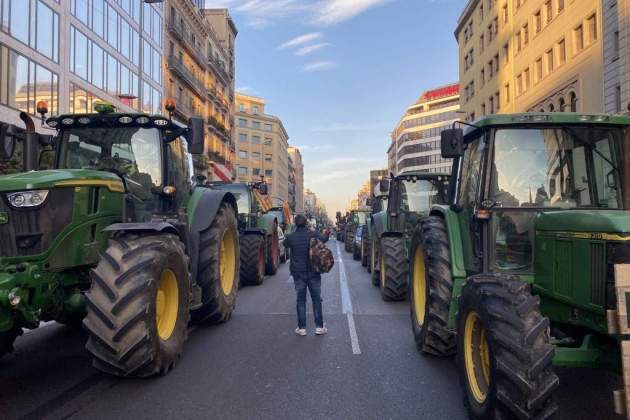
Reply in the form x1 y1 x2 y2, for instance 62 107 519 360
283 214 329 336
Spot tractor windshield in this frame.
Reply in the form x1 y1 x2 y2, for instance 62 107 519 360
355 212 367 224
58 127 163 190
399 179 447 212
491 127 625 209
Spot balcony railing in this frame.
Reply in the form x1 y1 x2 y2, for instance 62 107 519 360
168 21 208 69
168 55 206 99
208 55 231 83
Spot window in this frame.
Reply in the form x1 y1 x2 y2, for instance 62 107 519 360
252 168 261 176
253 105 259 114
535 57 543 82
558 0 564 12
239 104 245 112
489 95 495 113
457 136 484 208
534 10 541 34
239 133 247 142
265 169 272 177
495 91 500 111
615 85 622 113
587 14 597 43
524 68 530 90
239 118 247 127
264 123 272 131
487 61 494 78
516 30 522 52
480 69 485 86
252 121 260 129
545 49 554 74
238 167 248 176
493 54 499 73
523 23 529 46
516 74 523 95
503 42 509 64
504 83 510 103
481 102 486 116
479 4 484 20
252 152 261 161
502 3 508 24
558 38 566 64
252 136 260 144
480 34 485 51
238 150 248 159
574 24 584 52
569 92 577 111
613 31 620 60
265 154 272 161
545 1 553 23
264 138 272 146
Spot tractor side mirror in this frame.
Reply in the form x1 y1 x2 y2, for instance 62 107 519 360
187 117 205 154
441 128 464 158
379 179 390 193
0 123 16 161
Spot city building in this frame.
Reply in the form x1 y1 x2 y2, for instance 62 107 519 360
456 0 603 120
234 93 290 206
0 0 163 128
288 147 304 213
388 84 459 175
165 1 237 182
603 0 630 114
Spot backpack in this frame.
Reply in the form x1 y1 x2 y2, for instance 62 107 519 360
309 238 335 273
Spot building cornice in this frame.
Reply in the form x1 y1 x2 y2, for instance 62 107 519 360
454 0 480 38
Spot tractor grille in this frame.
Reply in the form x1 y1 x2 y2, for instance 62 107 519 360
0 188 74 258
590 242 606 306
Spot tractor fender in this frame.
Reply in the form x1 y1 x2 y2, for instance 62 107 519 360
187 189 238 282
428 205 466 279
104 222 180 237
371 211 387 240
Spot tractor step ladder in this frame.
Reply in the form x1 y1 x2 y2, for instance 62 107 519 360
611 264 630 419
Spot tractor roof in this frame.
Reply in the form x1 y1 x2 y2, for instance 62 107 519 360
395 171 450 180
463 113 630 138
46 113 183 131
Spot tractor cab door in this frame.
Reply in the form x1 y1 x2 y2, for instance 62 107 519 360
165 136 193 211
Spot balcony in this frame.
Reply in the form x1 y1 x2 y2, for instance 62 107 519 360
208 55 231 83
168 55 206 99
168 21 208 69
207 116 231 142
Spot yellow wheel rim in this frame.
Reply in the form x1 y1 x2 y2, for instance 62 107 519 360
464 311 491 404
156 269 179 341
412 247 427 325
219 228 236 295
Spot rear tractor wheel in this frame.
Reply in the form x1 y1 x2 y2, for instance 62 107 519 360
265 225 280 275
370 235 380 285
379 236 408 301
361 227 369 267
409 217 456 356
84 233 190 377
240 234 266 286
456 274 559 420
192 202 240 324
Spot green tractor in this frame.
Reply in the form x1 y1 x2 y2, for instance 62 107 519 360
344 209 368 255
409 113 630 419
363 185 389 273
0 105 240 377
370 172 449 301
209 182 280 286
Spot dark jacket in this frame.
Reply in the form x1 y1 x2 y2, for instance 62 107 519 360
283 227 328 274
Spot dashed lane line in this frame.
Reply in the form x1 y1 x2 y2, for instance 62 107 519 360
336 242 361 355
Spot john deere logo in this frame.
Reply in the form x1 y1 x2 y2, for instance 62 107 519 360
0 212 8 224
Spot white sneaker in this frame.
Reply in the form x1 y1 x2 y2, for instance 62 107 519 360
295 328 307 336
315 326 328 335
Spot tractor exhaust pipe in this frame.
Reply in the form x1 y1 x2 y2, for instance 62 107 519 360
19 112 37 171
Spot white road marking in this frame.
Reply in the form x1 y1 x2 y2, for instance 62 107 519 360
336 242 361 355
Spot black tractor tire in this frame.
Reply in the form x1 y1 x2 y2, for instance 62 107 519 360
240 234 266 286
265 225 280 275
370 234 380 285
0 327 21 359
457 274 559 420
409 216 456 356
345 229 354 253
353 235 361 261
379 236 409 301
84 233 191 377
191 202 240 324
361 227 369 267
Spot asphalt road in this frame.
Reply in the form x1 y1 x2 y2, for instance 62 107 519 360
0 239 623 420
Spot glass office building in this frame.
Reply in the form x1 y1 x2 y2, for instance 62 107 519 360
0 0 163 127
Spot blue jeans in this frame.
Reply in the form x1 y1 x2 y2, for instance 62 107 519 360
293 272 323 329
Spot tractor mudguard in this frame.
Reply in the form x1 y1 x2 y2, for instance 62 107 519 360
186 189 237 282
104 222 180 235
371 211 387 240
428 205 466 279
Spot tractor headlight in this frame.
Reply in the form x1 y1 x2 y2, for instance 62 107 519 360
7 190 49 208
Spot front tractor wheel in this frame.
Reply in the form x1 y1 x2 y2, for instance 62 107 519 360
240 234 266 286
379 236 409 301
410 217 456 356
370 235 380 285
84 234 190 377
192 202 240 324
361 227 369 267
457 275 559 420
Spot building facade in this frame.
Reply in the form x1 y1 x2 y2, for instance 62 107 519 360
0 0 163 128
603 0 630 114
234 93 290 206
388 84 459 176
164 2 237 182
288 147 304 213
456 0 603 120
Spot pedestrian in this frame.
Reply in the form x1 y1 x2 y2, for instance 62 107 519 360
283 214 329 336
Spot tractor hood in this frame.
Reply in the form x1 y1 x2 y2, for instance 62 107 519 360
0 169 124 193
536 210 630 234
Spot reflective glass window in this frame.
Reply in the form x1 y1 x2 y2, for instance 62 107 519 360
131 28 140 66
92 0 105 38
107 4 118 49
9 0 28 44
107 53 117 95
92 43 104 89
72 27 89 80
72 0 89 25
36 1 59 61
120 18 130 60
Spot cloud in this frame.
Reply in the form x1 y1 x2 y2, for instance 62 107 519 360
294 43 331 56
311 122 390 132
278 32 323 49
301 61 336 72
314 0 394 25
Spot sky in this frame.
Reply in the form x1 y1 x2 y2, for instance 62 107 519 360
205 0 467 215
